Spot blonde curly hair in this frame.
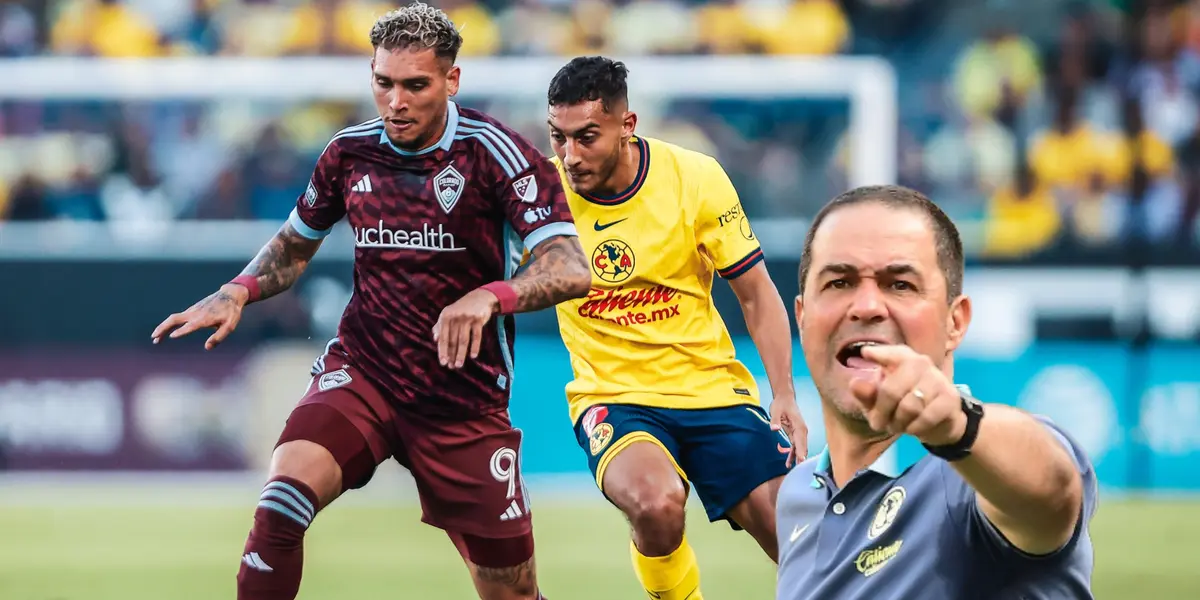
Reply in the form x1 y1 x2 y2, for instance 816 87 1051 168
369 2 463 62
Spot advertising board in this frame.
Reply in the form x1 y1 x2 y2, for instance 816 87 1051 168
3 339 1198 493
0 350 251 471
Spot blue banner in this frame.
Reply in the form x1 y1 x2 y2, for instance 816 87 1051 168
508 337 1200 492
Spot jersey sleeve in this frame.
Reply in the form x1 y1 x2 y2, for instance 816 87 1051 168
693 156 764 279
942 416 1099 565
287 140 347 240
482 124 577 250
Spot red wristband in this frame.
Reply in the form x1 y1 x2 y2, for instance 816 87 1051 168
229 275 261 303
480 281 518 314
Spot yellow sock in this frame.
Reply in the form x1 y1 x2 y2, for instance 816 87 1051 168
631 534 703 600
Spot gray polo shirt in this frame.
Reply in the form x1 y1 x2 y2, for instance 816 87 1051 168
775 415 1098 600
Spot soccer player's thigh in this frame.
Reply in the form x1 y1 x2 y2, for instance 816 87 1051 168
273 357 398 508
674 404 791 561
397 408 539 598
574 404 689 555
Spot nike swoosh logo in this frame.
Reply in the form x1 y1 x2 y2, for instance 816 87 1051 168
594 218 628 231
790 523 809 543
777 443 791 455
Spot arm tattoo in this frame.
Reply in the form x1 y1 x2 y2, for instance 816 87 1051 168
473 558 535 588
507 235 591 313
238 222 323 302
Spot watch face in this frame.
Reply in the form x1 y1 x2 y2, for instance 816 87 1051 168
963 395 982 411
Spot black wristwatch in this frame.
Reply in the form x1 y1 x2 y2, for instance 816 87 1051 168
922 393 984 462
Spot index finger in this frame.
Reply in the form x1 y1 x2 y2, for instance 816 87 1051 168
859 344 916 369
151 313 187 342
168 318 210 339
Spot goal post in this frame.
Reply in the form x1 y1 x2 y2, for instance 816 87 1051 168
0 56 897 260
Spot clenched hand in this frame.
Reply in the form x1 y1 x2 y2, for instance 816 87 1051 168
433 287 501 369
151 284 249 351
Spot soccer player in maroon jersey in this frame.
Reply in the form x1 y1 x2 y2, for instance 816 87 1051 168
150 4 590 599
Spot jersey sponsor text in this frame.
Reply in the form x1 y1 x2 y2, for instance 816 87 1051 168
854 540 903 577
715 202 743 227
577 285 682 326
352 220 464 252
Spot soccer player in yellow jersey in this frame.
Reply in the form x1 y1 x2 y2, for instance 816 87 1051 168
544 56 810 599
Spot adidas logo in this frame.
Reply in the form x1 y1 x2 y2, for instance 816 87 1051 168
242 552 274 572
351 174 373 193
499 499 524 521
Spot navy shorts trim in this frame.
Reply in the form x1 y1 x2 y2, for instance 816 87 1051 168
574 403 792 528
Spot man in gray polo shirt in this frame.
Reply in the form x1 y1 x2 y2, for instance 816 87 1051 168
776 185 1098 600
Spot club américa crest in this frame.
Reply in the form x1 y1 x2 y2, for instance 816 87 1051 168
582 406 614 456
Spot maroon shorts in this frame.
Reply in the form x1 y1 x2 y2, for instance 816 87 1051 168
277 352 532 540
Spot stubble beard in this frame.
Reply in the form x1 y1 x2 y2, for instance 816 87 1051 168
816 362 884 437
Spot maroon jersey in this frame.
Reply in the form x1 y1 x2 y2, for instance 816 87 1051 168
288 102 576 417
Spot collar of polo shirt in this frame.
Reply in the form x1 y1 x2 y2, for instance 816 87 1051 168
809 443 920 487
810 384 974 489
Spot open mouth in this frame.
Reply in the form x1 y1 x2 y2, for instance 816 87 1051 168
836 340 884 368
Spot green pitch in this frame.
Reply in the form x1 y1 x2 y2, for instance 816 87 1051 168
1 497 1197 599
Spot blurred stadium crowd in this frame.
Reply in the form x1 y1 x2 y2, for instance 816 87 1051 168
1 0 1198 261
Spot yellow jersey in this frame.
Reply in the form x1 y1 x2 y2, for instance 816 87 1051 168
553 136 765 423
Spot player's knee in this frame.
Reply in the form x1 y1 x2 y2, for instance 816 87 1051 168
623 485 687 544
270 440 343 507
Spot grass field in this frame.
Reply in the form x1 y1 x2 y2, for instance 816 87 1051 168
1 486 1198 599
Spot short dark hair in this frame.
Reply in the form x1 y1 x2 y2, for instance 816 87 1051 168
799 185 964 301
369 2 462 64
547 56 629 112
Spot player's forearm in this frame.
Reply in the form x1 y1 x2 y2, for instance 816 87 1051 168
951 404 1082 553
505 235 591 312
732 267 795 399
236 222 324 303
745 298 795 400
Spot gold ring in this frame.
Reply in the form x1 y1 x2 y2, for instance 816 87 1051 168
912 388 926 401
